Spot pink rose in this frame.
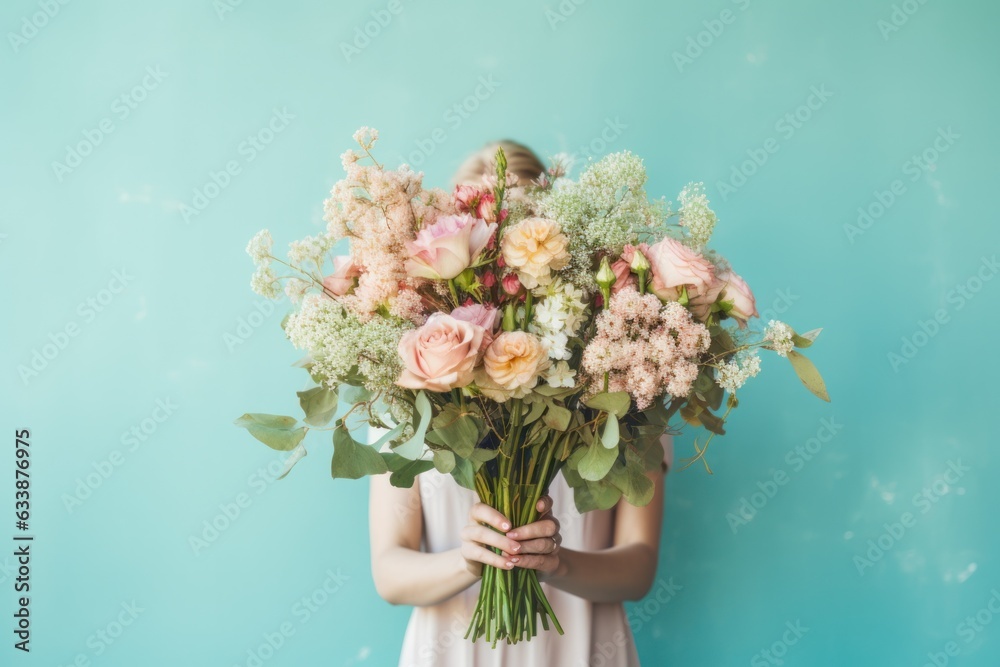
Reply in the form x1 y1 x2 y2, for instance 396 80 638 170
611 243 650 294
404 214 497 281
647 238 715 301
718 271 757 325
451 303 500 349
454 184 486 213
688 275 725 321
322 256 360 296
396 313 485 392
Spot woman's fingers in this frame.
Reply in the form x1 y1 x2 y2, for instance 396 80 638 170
460 541 519 571
461 523 522 556
469 502 512 532
536 495 553 515
506 516 559 542
511 553 559 574
517 533 561 555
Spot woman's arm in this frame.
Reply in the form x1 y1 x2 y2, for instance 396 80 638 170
368 472 526 607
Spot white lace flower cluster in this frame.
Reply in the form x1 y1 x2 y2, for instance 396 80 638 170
527 279 588 388
764 320 795 357
539 152 662 289
246 229 281 299
677 182 717 249
283 294 413 395
287 232 335 269
715 350 762 393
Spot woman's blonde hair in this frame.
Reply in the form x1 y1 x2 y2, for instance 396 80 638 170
452 140 546 187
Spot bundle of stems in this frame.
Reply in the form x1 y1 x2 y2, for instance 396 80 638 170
465 400 566 646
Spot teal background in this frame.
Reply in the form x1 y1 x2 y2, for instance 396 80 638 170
2 0 998 665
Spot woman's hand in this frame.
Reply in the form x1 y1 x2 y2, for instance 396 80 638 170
459 496 562 579
505 496 562 579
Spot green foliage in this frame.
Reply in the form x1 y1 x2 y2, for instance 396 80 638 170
331 422 388 479
233 413 306 451
788 350 831 402
296 386 338 427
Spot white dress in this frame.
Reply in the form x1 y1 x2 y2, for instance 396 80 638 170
396 436 673 667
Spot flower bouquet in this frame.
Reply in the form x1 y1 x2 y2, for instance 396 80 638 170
236 128 828 646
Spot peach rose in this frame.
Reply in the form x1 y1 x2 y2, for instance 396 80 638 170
396 314 485 392
322 256 360 296
500 217 570 289
718 270 758 325
646 238 715 301
405 214 497 281
688 275 725 321
482 331 550 391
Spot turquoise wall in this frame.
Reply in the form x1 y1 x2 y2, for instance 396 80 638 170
3 0 998 665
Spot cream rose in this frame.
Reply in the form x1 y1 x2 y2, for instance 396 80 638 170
396 314 485 392
646 238 715 301
482 331 550 391
500 217 570 289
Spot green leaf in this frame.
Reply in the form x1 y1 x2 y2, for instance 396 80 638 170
787 350 831 402
340 383 373 404
523 400 547 425
793 328 822 348
277 443 308 480
381 453 433 488
425 404 481 458
331 425 388 479
607 456 655 506
570 479 623 512
583 391 631 418
577 439 619 481
600 414 620 449
234 413 306 451
297 386 339 427
450 456 475 490
393 391 432 459
542 404 573 431
433 449 456 474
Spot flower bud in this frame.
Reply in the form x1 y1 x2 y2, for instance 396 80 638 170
596 256 616 289
630 248 651 273
502 303 517 331
501 273 522 296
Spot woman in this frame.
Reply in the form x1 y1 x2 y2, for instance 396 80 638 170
368 142 673 667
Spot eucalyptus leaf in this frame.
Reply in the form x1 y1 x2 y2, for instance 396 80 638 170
277 443 308 480
788 350 831 402
607 458 655 506
793 328 822 348
433 449 456 474
523 400 547 425
393 391 432 460
381 453 434 488
425 404 480 458
543 404 573 431
340 383 373 405
450 456 475 490
297 386 339 427
577 439 619 481
583 391 631 418
331 425 388 479
600 413 620 449
234 413 307 451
